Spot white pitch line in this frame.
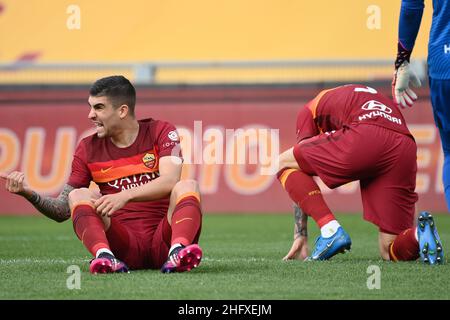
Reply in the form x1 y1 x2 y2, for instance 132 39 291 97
0 236 73 241
0 257 269 265
0 258 86 264
201 257 268 262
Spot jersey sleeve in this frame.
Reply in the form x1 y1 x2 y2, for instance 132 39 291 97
67 140 92 188
398 0 424 51
155 121 183 159
296 103 320 143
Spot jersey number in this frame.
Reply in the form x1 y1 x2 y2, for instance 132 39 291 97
354 86 377 94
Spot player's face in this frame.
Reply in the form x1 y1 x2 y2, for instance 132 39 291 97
88 95 121 138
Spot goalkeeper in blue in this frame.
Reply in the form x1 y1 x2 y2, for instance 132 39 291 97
392 0 450 211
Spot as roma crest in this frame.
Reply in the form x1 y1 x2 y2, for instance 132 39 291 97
142 152 157 169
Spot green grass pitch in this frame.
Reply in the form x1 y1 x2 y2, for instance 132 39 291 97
0 213 449 300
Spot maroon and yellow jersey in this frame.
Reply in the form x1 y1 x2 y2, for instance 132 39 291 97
68 118 181 222
296 84 413 142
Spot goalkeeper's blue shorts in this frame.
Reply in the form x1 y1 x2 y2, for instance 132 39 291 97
429 78 450 132
429 77 450 210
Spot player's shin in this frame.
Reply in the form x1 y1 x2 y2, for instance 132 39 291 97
161 194 203 273
277 168 335 229
72 204 111 257
171 194 202 246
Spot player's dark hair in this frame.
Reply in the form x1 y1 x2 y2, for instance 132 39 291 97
89 75 136 117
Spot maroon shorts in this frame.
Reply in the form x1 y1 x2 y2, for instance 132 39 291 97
105 215 172 270
294 123 418 234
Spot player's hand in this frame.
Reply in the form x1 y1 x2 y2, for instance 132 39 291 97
283 236 309 261
0 171 30 195
392 61 421 108
93 191 131 217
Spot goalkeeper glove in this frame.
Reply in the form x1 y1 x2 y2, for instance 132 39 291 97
392 42 422 108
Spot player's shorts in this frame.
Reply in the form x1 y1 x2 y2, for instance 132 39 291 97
105 214 172 270
429 77 450 133
293 123 418 234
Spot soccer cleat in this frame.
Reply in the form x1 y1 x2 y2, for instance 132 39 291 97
417 211 444 265
89 254 130 274
307 227 352 261
161 244 203 273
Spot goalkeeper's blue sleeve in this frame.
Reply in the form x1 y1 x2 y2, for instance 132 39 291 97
395 0 425 69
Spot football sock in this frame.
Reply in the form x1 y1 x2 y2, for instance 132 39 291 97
97 252 115 260
95 248 114 258
389 227 419 261
71 204 111 257
171 193 202 247
277 168 336 228
321 220 341 237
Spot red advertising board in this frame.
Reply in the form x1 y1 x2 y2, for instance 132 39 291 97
0 86 446 215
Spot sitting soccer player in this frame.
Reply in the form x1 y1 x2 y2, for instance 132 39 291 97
277 84 444 265
0 75 203 274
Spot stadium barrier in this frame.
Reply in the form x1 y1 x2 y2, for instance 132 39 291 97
0 59 428 85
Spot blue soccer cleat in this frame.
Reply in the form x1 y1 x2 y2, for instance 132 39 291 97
308 227 352 261
417 211 444 265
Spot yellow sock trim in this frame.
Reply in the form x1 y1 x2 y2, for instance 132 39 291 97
279 169 297 189
176 192 201 205
389 243 399 262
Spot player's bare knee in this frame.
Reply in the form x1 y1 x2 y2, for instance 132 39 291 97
68 188 91 201
278 158 287 171
68 188 94 209
278 147 299 170
172 179 199 198
278 151 289 169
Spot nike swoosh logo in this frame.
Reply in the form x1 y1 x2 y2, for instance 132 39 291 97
326 238 336 248
101 166 113 174
314 238 337 259
175 217 193 224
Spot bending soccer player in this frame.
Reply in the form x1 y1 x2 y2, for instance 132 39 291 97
277 84 444 264
0 75 203 274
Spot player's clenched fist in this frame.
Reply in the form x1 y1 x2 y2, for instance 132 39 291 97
392 61 421 108
0 171 29 195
